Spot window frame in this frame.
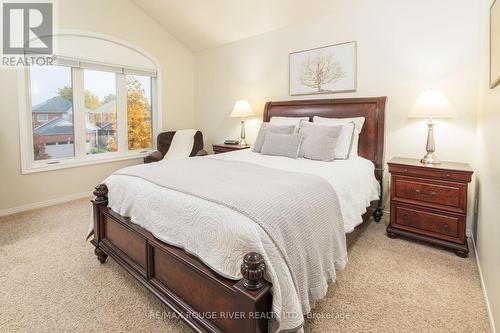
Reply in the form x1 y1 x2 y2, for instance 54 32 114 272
18 59 160 174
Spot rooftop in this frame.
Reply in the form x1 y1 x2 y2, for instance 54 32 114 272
34 117 98 136
32 96 72 114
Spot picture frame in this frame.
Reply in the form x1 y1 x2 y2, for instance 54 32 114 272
491 0 500 88
289 41 357 96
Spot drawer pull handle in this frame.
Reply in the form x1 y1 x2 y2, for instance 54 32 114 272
442 223 449 231
446 173 451 177
404 168 409 172
402 214 409 220
415 189 437 198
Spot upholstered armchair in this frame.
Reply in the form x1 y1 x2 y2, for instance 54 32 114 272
144 130 207 163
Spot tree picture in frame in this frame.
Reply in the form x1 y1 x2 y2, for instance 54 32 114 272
289 41 357 96
491 0 500 88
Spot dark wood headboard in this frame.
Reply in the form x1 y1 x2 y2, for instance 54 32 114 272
263 97 386 181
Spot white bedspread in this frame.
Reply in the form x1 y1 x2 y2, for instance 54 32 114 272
104 150 379 332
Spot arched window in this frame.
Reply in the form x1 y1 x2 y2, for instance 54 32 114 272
19 32 160 173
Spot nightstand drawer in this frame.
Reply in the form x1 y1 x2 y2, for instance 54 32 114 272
392 204 464 243
393 176 466 213
389 164 472 183
213 146 232 154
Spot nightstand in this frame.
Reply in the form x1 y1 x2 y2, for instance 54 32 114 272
212 143 251 154
387 157 473 257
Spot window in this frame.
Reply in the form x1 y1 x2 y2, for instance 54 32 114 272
84 69 117 155
37 114 48 122
21 58 158 173
127 75 152 150
30 65 74 161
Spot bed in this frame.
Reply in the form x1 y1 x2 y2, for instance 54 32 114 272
90 97 386 333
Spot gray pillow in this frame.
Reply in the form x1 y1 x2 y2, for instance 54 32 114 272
253 123 295 153
298 122 343 161
260 132 303 159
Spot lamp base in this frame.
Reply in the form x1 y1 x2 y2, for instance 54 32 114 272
420 118 441 165
421 152 441 165
239 119 247 146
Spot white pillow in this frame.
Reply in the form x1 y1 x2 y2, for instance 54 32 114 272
302 121 354 160
270 116 309 132
253 123 295 153
313 116 365 156
298 122 342 161
261 132 303 159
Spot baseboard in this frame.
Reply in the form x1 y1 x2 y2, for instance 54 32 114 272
471 235 497 333
0 191 92 217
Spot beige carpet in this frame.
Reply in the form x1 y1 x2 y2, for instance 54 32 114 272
0 199 490 333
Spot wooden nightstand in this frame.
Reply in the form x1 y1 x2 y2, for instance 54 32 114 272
212 143 251 154
387 157 473 257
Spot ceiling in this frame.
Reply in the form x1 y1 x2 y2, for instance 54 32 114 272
132 0 338 52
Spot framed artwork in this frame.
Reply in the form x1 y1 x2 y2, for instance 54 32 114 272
289 41 357 96
491 0 500 88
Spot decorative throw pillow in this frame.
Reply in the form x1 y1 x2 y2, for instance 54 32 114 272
298 122 342 161
313 116 365 157
260 132 303 159
253 123 295 153
270 116 310 132
332 122 355 159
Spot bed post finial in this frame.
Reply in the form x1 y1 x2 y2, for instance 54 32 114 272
241 252 265 290
93 184 108 204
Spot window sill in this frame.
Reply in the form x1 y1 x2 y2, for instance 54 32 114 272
21 150 153 174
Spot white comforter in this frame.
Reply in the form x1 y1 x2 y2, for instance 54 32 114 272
104 150 379 332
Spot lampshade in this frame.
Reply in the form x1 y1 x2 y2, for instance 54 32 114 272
408 90 456 118
230 100 254 118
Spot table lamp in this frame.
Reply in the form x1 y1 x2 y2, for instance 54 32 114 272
230 100 254 146
408 89 456 165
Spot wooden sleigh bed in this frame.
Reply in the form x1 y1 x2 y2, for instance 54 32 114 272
91 97 387 333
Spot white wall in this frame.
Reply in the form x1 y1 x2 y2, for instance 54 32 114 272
476 0 500 330
0 0 194 212
194 0 481 227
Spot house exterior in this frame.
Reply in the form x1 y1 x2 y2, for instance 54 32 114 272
86 101 117 149
33 118 98 159
86 100 116 127
32 98 118 159
32 96 72 128
97 122 116 147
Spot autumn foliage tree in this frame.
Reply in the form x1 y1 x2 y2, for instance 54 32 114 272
126 76 152 149
57 86 100 109
107 76 152 151
106 113 118 152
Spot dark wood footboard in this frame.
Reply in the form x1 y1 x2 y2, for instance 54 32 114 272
91 184 272 333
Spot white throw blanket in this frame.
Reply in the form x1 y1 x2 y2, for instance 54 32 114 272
112 157 348 332
162 129 197 160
